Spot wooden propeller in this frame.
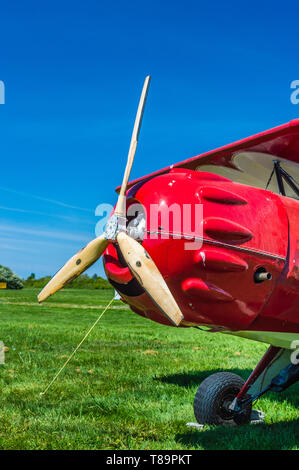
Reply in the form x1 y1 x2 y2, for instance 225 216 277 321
114 75 151 217
38 235 109 303
37 76 183 326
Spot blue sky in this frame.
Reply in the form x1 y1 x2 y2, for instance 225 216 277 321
0 0 298 279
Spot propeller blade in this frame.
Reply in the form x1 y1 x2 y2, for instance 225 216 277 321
117 231 183 326
38 234 109 303
114 75 151 217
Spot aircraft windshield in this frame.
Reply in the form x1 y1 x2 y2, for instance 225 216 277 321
197 152 299 200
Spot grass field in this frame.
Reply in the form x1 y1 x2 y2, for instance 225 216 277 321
0 288 298 450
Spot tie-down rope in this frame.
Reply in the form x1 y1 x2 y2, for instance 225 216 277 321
40 297 114 396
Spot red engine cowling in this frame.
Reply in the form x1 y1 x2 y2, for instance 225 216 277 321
103 168 299 333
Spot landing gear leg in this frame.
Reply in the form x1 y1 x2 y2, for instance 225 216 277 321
230 347 299 418
193 346 299 426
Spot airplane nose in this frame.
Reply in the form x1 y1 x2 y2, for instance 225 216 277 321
103 167 288 329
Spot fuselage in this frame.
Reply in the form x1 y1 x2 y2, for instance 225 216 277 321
103 168 299 336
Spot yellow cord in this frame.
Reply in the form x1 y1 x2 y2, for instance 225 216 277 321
40 297 114 396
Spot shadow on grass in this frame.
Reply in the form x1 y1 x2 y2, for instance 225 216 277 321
156 368 252 388
175 418 299 450
155 368 299 407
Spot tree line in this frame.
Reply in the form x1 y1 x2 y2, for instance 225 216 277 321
0 266 111 290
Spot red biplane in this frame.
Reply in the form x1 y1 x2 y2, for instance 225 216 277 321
38 77 299 426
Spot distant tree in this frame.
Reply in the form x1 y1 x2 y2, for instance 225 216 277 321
22 272 111 290
27 273 35 280
23 275 51 288
0 265 24 289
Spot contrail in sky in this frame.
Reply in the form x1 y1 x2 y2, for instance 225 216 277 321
0 205 94 224
0 222 89 242
0 186 93 213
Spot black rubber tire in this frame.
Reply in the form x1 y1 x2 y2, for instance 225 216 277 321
193 372 252 426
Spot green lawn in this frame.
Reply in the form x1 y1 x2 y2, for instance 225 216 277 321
0 288 298 450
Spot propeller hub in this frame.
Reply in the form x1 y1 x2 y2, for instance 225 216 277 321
104 214 126 240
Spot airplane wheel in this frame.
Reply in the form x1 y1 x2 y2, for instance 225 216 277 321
193 372 252 426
